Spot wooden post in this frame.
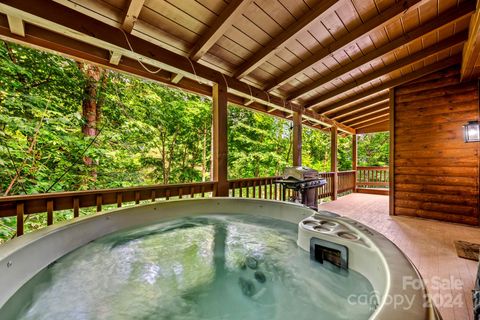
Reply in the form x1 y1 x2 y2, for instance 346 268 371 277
212 83 229 196
389 88 395 215
352 134 357 192
292 111 302 166
331 126 338 200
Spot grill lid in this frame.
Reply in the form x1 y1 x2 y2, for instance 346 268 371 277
282 166 319 181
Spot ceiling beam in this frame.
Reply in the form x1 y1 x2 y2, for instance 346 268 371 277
190 0 253 61
233 0 339 79
287 2 475 100
343 109 390 126
461 0 480 81
328 93 389 118
263 0 426 92
352 115 390 129
7 14 23 36
122 0 145 33
0 0 355 134
308 54 462 112
303 32 466 107
338 103 389 123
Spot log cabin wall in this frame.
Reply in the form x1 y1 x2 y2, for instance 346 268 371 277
392 65 480 226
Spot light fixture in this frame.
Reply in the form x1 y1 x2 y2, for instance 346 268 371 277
463 121 480 143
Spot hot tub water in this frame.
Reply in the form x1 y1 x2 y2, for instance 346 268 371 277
1 214 376 320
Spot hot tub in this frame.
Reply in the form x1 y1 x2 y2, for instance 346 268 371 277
0 198 440 319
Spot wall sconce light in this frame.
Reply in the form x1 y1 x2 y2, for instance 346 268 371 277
463 121 480 143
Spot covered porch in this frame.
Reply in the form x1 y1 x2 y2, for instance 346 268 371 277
0 0 480 319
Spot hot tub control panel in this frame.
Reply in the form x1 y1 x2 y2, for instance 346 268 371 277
298 213 368 247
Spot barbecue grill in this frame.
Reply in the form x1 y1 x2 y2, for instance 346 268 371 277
276 166 326 210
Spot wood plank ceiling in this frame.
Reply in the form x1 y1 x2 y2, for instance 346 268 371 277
0 0 478 133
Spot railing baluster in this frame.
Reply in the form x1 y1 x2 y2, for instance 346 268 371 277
274 180 278 200
135 191 140 204
73 197 80 218
201 185 205 197
232 182 236 197
47 200 54 226
239 182 243 198
16 202 24 236
179 188 183 199
96 195 102 212
151 190 156 202
117 193 122 208
166 189 170 200
190 186 195 198
269 179 273 199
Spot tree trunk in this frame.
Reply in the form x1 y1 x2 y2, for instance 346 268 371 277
77 63 105 185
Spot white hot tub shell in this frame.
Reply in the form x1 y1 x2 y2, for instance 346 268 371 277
0 198 440 319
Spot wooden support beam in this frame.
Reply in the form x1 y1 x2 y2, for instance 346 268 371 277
328 93 389 119
109 51 122 65
302 32 467 106
170 73 183 84
233 0 338 79
292 111 302 166
287 3 475 100
190 0 252 61
212 83 228 196
341 105 390 124
352 134 357 192
389 89 395 215
0 0 355 134
331 126 338 200
7 14 24 36
461 0 480 81
263 0 426 92
310 55 461 111
122 0 145 33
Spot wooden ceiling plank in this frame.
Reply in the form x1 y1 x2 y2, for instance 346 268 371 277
122 0 145 33
311 54 461 111
287 2 475 100
353 115 390 129
263 0 427 92
329 94 389 118
0 0 356 134
190 0 253 61
338 103 390 122
7 14 23 36
461 0 480 81
324 92 389 116
343 108 390 126
356 120 390 133
233 0 339 79
303 32 467 106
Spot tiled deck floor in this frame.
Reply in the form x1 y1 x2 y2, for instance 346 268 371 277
320 193 480 320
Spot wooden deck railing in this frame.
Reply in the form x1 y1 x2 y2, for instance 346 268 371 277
0 182 217 236
356 166 389 194
0 170 361 238
338 170 356 193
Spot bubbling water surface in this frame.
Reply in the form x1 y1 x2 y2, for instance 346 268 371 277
2 214 375 320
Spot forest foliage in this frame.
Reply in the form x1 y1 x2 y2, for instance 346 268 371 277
0 41 389 240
